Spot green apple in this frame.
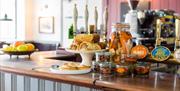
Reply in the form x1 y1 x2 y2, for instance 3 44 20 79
17 45 28 51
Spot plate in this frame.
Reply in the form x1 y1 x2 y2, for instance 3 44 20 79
3 50 35 55
151 46 171 61
50 68 91 74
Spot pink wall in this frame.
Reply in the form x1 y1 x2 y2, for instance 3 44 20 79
106 0 180 33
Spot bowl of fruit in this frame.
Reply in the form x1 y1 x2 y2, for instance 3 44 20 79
2 41 37 58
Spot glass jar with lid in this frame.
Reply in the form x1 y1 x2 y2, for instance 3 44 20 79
116 64 131 77
134 62 150 78
109 23 132 64
99 62 112 75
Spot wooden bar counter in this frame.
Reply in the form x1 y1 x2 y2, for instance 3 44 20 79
0 51 180 91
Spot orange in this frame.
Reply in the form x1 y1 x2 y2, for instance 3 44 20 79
13 41 25 47
131 45 148 59
25 43 35 51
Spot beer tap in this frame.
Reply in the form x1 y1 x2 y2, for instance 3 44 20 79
151 19 171 62
155 19 162 47
175 19 180 51
73 4 78 35
85 4 89 34
94 6 98 33
103 7 108 42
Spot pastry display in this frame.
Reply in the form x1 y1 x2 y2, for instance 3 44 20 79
50 62 91 74
59 62 91 70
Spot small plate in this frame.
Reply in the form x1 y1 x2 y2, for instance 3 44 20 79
50 67 91 74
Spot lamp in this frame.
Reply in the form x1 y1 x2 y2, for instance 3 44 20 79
0 14 12 21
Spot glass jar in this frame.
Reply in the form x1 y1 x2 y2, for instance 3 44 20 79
99 62 112 75
116 65 130 77
95 52 105 62
134 62 150 77
92 61 100 73
104 52 112 62
109 23 131 64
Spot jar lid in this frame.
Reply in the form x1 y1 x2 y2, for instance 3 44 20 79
95 52 104 55
99 62 111 67
116 65 128 68
104 52 111 56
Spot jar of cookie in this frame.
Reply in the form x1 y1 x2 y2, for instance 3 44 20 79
95 52 105 62
99 62 112 75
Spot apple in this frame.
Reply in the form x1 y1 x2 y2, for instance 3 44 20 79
17 45 28 51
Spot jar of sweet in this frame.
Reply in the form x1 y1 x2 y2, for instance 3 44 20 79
104 52 112 62
109 23 132 64
92 61 100 73
116 65 130 77
134 62 150 77
95 52 105 62
99 62 112 75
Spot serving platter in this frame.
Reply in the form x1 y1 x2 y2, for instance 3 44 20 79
50 67 91 74
2 50 36 59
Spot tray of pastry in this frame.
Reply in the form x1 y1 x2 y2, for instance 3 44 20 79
50 62 91 74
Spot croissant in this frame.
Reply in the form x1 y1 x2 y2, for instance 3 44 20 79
78 42 101 51
74 34 100 43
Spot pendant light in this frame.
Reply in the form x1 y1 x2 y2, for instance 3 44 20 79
0 14 12 21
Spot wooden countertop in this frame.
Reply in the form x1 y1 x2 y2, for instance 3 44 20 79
0 51 180 91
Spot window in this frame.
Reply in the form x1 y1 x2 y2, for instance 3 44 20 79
0 0 16 41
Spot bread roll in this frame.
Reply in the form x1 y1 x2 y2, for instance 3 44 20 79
78 42 101 51
74 34 100 43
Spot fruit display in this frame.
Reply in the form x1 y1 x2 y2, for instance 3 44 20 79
70 34 106 51
3 41 35 52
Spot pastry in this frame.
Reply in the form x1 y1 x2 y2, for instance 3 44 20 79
78 42 101 51
74 34 100 43
59 62 90 70
77 65 91 70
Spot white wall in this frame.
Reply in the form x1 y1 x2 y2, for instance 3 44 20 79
31 0 62 43
18 0 103 46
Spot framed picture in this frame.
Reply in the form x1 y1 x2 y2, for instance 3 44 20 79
39 17 54 34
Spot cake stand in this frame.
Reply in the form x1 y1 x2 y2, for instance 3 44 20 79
65 48 107 66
